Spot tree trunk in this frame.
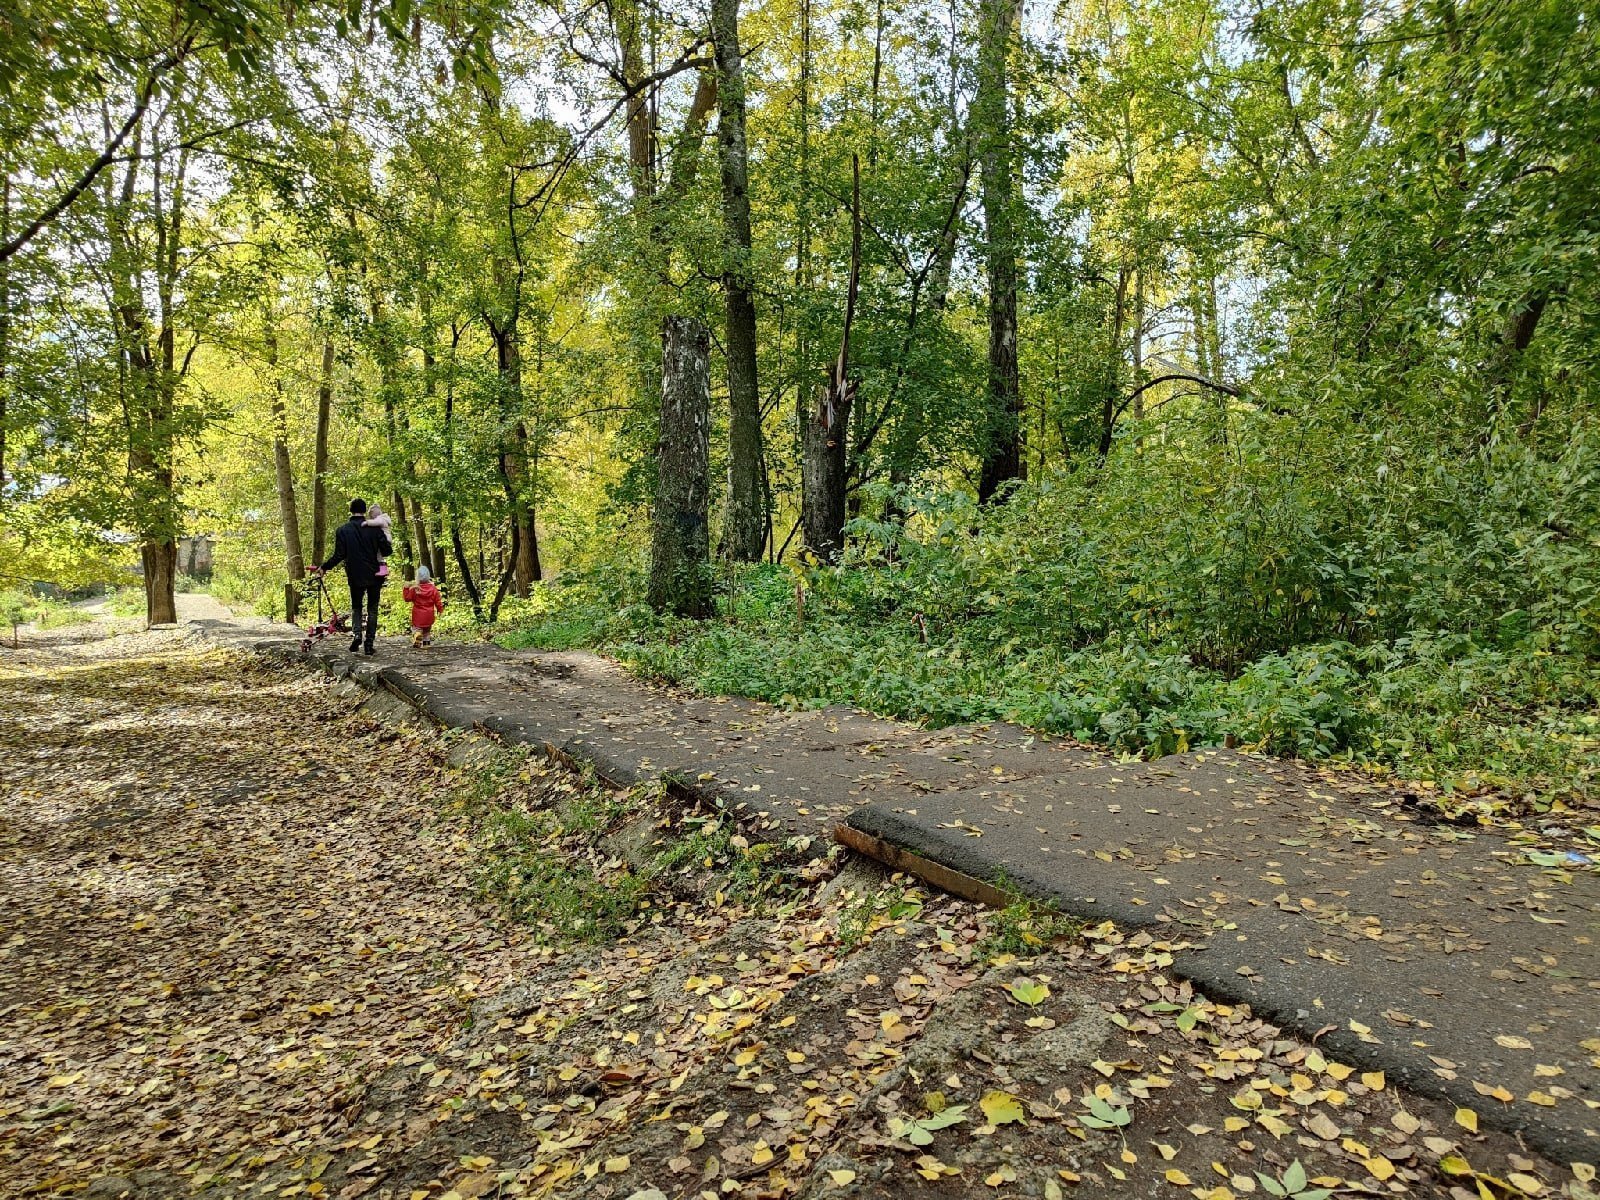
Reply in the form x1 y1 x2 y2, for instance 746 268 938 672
450 514 482 617
802 382 854 563
0 177 10 486
1130 267 1145 421
428 513 447 581
648 316 714 616
1483 290 1548 438
142 540 178 625
713 0 765 561
974 0 1022 502
109 123 183 628
802 157 861 563
410 496 434 581
311 334 333 564
489 317 540 595
369 293 416 577
264 322 304 623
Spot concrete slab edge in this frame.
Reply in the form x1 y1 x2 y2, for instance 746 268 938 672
843 803 1594 1164
196 621 1592 1162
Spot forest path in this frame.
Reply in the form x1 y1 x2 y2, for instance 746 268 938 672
204 620 1600 1164
0 624 538 1195
3 617 1594 1197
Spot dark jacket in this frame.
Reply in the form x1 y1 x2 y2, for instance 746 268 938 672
322 517 392 585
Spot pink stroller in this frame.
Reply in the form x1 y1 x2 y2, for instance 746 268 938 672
299 570 348 652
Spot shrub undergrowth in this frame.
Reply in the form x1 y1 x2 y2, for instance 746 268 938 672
482 435 1600 816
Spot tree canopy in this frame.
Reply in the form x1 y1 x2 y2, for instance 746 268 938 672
4 0 1598 793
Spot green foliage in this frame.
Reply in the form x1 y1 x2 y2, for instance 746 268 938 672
456 749 794 943
491 424 1600 809
835 886 927 951
980 884 1081 958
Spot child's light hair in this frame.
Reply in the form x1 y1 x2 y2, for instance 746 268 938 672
416 565 431 582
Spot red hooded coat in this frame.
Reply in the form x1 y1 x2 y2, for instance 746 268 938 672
402 580 444 629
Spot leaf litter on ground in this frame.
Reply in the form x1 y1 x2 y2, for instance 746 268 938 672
0 623 1592 1200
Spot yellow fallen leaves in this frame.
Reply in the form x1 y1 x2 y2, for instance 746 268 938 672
602 1155 629 1173
1456 1106 1480 1132
980 1090 1025 1126
1006 977 1050 1006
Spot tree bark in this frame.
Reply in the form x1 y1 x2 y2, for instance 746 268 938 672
648 316 714 616
0 176 10 486
410 497 434 581
489 317 540 594
974 0 1022 502
312 334 333 564
264 320 305 623
712 0 765 561
107 120 183 626
450 517 482 616
802 157 861 563
1483 290 1548 438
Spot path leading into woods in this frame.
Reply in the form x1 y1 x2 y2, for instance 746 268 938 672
197 619 1600 1164
13 614 1596 1200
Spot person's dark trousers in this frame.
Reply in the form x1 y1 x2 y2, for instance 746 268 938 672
348 580 383 650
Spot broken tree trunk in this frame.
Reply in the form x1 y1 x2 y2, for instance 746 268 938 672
801 156 861 564
648 316 714 617
974 0 1023 501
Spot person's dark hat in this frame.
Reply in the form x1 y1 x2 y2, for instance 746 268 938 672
350 498 368 515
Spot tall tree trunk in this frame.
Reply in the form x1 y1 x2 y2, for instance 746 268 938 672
264 320 304 622
489 318 540 594
974 0 1022 502
713 0 765 561
616 0 658 207
1130 267 1145 421
450 516 482 617
368 293 416 577
427 513 446 581
0 176 10 487
793 0 812 472
410 497 434 581
110 122 182 627
648 316 714 616
802 157 861 563
311 334 333 564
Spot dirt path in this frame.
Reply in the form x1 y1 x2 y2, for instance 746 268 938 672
225 624 1600 1162
1 625 1591 1199
0 627 533 1195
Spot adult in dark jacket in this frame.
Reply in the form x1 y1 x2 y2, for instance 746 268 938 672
319 498 392 654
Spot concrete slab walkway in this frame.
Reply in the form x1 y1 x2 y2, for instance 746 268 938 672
197 619 1600 1162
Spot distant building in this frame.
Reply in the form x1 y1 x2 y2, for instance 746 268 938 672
177 535 214 580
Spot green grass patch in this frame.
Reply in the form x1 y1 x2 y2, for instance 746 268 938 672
449 746 799 943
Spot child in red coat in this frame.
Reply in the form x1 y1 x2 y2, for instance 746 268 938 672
402 566 445 648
